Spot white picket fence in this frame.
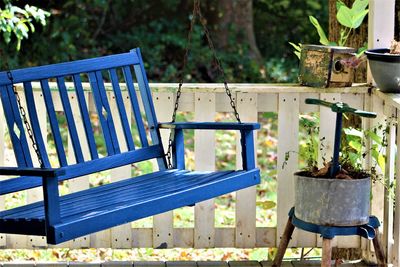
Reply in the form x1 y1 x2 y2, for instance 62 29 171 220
0 83 398 264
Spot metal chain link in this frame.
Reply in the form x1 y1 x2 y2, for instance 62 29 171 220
6 70 44 168
195 3 241 123
166 0 241 168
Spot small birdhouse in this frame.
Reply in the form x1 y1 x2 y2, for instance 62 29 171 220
299 45 357 88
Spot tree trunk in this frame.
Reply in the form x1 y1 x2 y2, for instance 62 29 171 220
329 0 368 83
215 0 233 49
233 0 263 64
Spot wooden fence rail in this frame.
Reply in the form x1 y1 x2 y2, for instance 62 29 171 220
0 83 397 264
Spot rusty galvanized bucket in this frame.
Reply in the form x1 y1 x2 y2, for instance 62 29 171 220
294 173 370 226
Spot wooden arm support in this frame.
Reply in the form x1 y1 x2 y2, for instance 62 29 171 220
0 167 64 177
159 122 258 170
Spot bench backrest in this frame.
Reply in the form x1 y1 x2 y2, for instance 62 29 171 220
0 48 167 177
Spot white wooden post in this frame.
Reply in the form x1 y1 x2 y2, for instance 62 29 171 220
194 92 216 248
393 112 400 266
68 91 91 248
0 98 5 247
153 92 174 248
276 93 299 247
27 91 47 248
235 92 257 248
383 111 396 262
110 91 133 249
367 0 395 84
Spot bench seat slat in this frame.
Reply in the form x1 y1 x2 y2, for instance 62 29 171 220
0 168 260 243
1 169 193 218
0 52 140 86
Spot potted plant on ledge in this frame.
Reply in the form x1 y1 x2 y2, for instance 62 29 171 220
272 98 386 267
366 40 400 93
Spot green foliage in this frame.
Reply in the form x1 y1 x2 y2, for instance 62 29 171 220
0 1 50 51
1 0 327 83
290 0 368 58
309 15 332 46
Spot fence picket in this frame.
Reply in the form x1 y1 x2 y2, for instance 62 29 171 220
152 92 174 248
68 91 91 248
383 114 396 262
27 91 47 248
277 93 299 247
194 92 216 248
235 93 257 248
110 91 133 248
393 112 400 266
0 97 5 247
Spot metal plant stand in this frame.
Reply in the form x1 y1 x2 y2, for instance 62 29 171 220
272 99 385 267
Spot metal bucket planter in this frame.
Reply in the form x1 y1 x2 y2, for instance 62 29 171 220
294 173 371 226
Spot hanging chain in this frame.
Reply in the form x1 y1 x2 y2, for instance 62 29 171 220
195 3 241 123
166 0 241 168
165 0 198 168
6 70 44 168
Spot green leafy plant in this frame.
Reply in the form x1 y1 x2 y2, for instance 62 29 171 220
290 0 369 59
0 1 50 50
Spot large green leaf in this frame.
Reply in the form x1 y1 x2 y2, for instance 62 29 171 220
352 0 369 14
337 5 353 28
309 15 330 45
336 0 346 12
351 9 369 29
337 1 368 29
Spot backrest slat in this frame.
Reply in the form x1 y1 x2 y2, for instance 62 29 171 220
23 82 51 167
57 77 84 163
0 85 33 167
131 49 166 170
0 53 140 86
122 66 149 148
40 79 68 167
109 68 135 151
72 74 99 160
88 72 117 155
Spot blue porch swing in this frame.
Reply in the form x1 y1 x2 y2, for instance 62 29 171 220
0 0 260 244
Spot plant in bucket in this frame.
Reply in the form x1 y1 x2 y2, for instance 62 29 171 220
272 98 386 267
290 0 369 87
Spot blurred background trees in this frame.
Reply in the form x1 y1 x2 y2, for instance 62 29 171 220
1 0 328 83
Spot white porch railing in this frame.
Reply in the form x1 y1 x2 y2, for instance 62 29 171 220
0 83 398 264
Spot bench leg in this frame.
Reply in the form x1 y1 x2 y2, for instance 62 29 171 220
321 238 332 267
372 228 386 266
272 217 295 267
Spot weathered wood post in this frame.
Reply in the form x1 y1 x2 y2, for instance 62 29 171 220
367 0 395 265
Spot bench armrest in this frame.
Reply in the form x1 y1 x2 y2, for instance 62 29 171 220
159 122 260 130
0 167 64 177
159 122 258 170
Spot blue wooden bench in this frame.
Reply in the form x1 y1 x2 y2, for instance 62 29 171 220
0 48 260 244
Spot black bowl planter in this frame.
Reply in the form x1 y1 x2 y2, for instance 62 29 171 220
366 48 400 93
